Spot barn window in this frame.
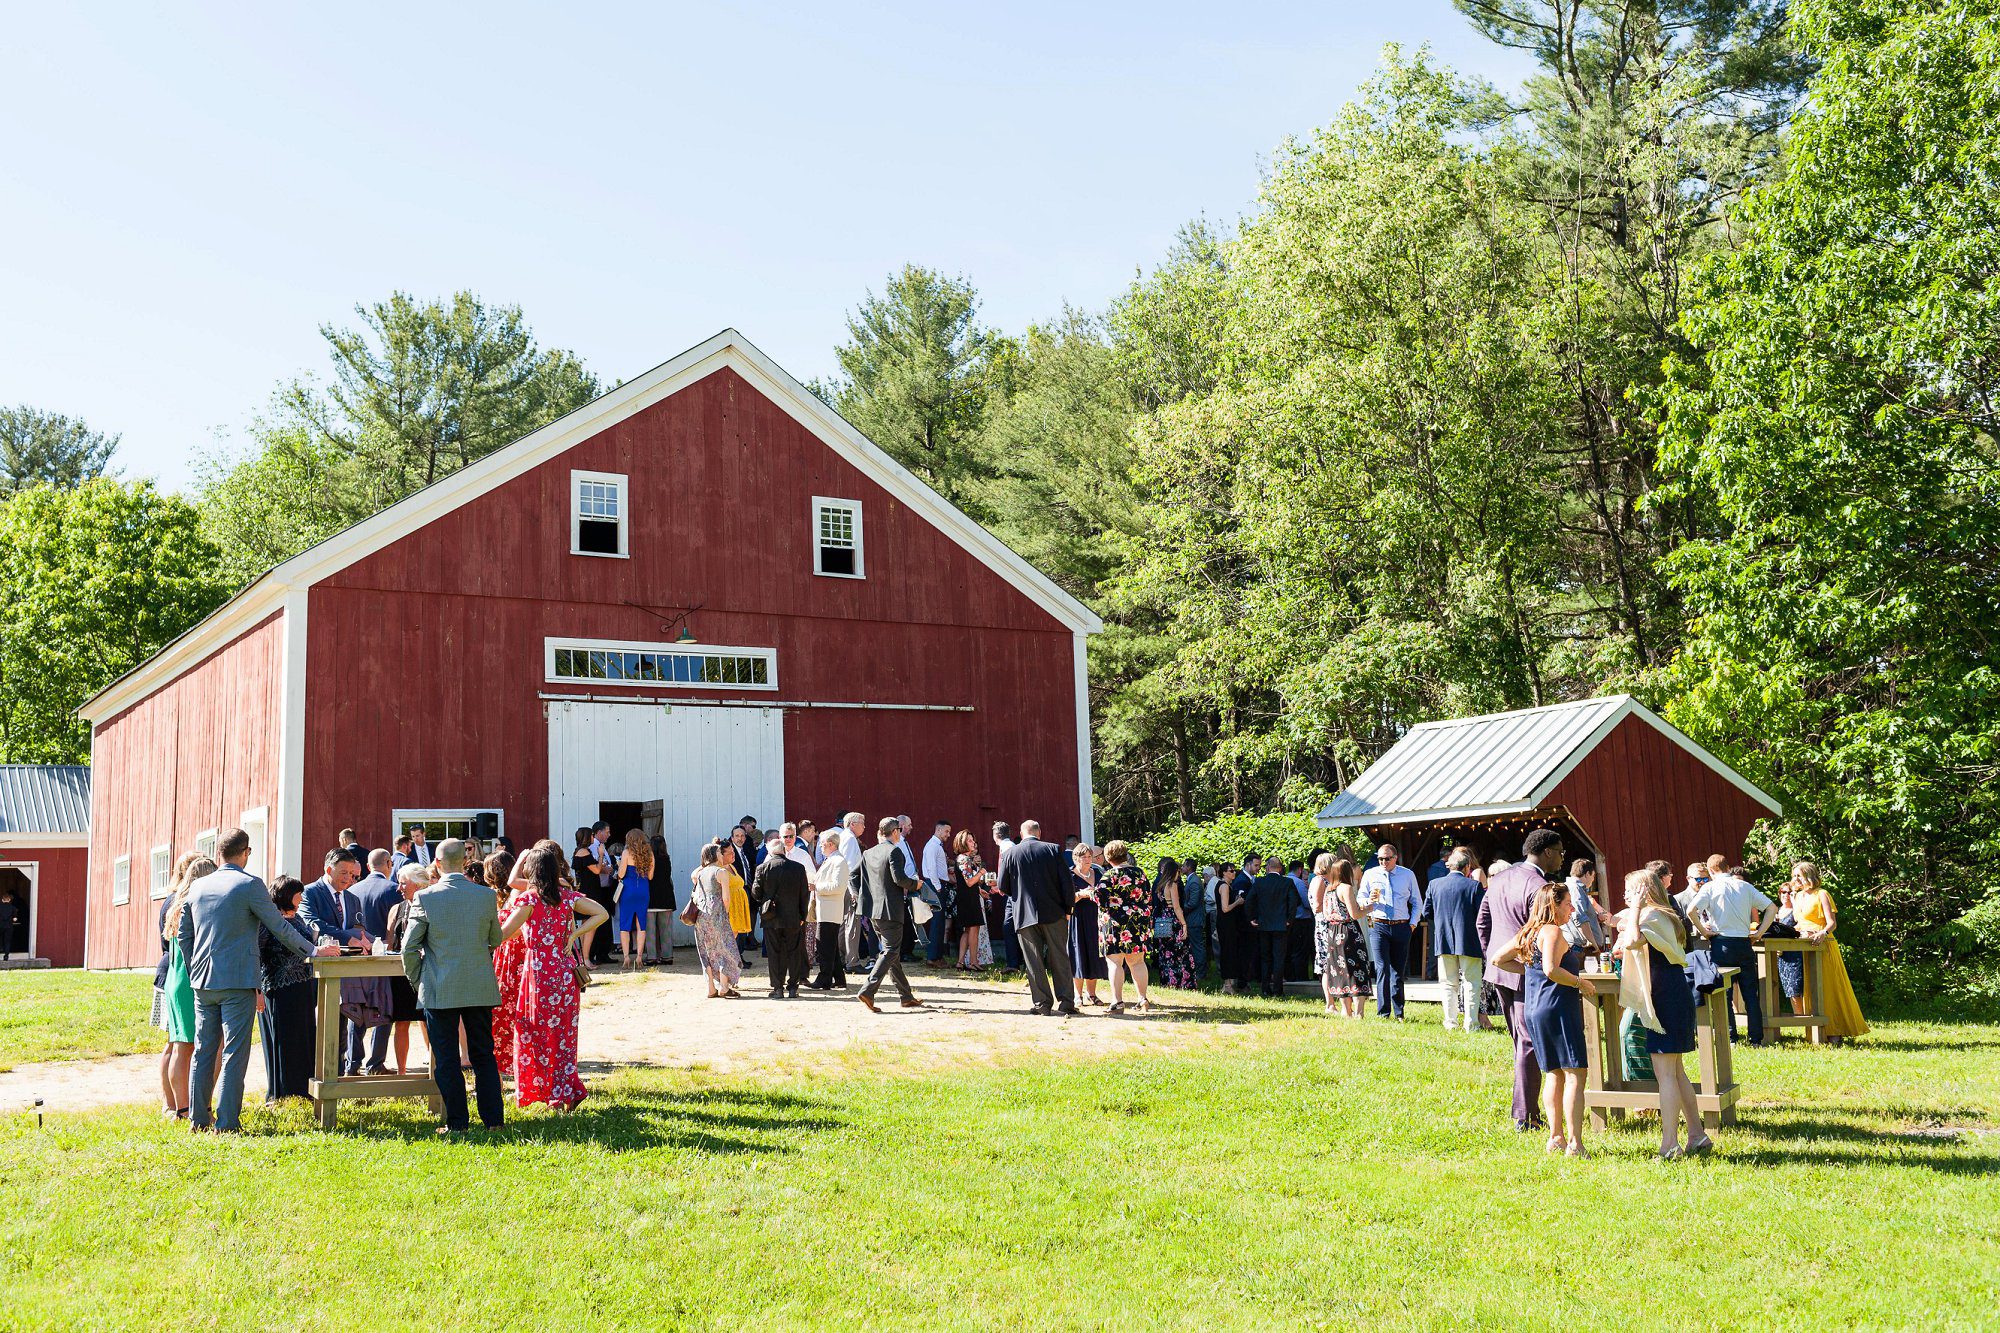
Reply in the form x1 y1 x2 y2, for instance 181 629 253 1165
545 637 776 692
149 845 173 899
393 809 504 845
570 470 629 558
812 497 863 579
112 855 131 906
195 829 218 860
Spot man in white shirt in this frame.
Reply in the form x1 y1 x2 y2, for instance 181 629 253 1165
920 821 952 963
838 812 869 967
1357 844 1424 1020
1691 854 1777 1045
838 812 866 868
992 822 1022 969
408 826 433 867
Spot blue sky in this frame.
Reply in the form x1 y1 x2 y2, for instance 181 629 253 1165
0 2 1533 489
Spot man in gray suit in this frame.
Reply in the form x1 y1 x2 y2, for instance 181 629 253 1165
852 817 926 1013
177 827 337 1132
400 838 506 1134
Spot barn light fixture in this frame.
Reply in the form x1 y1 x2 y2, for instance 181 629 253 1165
623 599 704 644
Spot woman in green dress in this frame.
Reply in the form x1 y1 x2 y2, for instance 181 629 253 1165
156 854 213 1119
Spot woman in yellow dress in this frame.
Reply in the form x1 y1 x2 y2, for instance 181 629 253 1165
1790 861 1869 1040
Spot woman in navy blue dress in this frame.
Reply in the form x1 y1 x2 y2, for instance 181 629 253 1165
1514 883 1593 1157
1618 868 1708 1159
1067 844 1108 1004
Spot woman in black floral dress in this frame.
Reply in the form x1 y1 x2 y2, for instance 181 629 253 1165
1151 858 1198 990
1097 841 1154 1013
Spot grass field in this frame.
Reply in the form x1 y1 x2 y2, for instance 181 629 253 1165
0 971 157 1070
1 991 1996 1331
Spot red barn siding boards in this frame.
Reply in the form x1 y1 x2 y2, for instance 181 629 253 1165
84 612 286 969
1547 714 1772 886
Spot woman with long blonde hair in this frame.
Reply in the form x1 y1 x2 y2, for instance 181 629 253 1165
615 828 655 970
1511 882 1591 1156
1616 869 1706 1158
155 853 216 1118
1312 853 1365 1017
1788 861 1869 1040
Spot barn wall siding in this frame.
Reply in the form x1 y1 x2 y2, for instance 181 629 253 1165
298 365 1081 860
1548 715 1772 886
84 612 286 969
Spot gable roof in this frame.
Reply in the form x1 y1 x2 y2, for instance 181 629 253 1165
81 330 1102 724
1315 695 1780 829
0 765 91 835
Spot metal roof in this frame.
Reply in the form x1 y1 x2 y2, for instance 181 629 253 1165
0 764 91 835
1316 695 1779 828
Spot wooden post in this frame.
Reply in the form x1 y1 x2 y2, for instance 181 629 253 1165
314 969 341 1131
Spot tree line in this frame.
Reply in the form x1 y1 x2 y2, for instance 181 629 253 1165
2 0 1992 1000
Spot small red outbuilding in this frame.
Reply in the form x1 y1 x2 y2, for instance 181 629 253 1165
1315 695 1781 885
78 331 1102 969
0 765 91 968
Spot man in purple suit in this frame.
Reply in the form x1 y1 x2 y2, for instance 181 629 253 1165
1478 828 1567 1131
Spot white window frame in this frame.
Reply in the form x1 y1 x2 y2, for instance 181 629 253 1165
195 828 218 860
148 843 174 899
391 809 505 845
112 855 131 906
811 496 864 579
570 469 629 559
240 807 269 884
544 636 779 692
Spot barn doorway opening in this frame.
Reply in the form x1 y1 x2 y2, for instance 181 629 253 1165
598 802 645 841
548 701 785 946
0 864 32 961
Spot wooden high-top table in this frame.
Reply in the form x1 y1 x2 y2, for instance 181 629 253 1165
309 953 441 1130
1578 966 1741 1133
1751 938 1830 1044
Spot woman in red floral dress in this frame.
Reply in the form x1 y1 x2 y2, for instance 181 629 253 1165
498 846 606 1110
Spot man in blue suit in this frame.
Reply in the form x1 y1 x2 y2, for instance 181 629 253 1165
1428 846 1487 1033
348 848 405 1074
300 848 369 1072
178 827 337 1131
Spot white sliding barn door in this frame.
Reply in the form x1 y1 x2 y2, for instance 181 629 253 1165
547 700 785 940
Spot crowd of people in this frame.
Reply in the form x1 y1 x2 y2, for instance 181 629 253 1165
149 813 1868 1147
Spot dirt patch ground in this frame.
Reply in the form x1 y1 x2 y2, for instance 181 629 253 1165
0 965 1236 1115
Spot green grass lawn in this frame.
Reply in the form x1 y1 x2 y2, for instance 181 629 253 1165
2 998 1996 1330
0 971 158 1070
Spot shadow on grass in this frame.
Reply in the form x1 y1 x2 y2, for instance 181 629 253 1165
310 1085 845 1154
1722 1116 2000 1175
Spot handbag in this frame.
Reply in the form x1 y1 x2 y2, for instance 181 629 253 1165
571 946 592 991
679 899 700 925
1153 916 1177 941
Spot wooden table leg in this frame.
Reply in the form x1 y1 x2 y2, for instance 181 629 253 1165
1583 990 1609 1133
1696 991 1722 1132
314 973 340 1131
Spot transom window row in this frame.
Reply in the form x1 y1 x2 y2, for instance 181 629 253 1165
551 647 771 687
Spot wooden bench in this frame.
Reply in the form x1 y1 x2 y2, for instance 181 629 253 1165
309 953 441 1130
1579 966 1740 1133
1751 938 1831 1044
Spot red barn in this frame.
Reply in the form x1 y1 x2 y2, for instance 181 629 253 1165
0 766 91 968
1315 695 1781 889
79 331 1101 969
